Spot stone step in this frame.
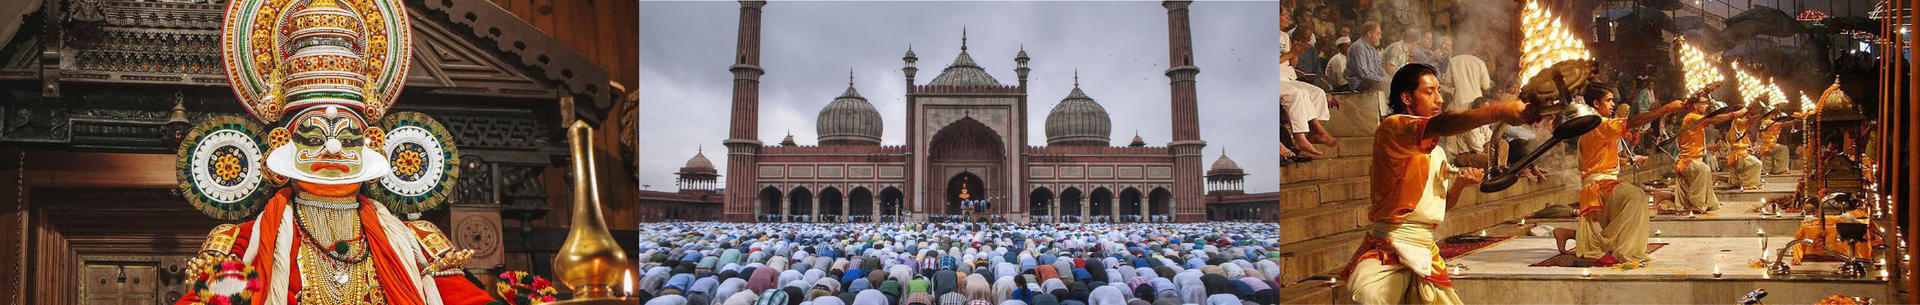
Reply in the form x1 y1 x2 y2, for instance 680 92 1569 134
1452 276 1888 304
1529 215 1801 237
1719 189 1797 202
1527 200 1803 237
1438 236 1887 304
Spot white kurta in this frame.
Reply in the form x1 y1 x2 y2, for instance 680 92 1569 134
1327 53 1350 88
1445 55 1490 112
1279 27 1331 133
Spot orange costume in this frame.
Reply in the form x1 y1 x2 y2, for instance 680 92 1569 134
169 0 493 302
1343 114 1463 305
175 189 493 305
1668 113 1719 212
1756 122 1790 174
1570 118 1653 263
1725 117 1763 189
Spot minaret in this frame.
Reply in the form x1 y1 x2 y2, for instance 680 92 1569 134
723 0 767 222
903 45 918 92
1163 1 1207 222
1015 46 1031 88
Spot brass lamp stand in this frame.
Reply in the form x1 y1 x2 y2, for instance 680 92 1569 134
549 121 638 304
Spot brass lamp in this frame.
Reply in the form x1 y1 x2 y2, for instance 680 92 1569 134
550 120 637 304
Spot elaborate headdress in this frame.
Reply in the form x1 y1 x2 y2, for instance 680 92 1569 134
178 0 458 219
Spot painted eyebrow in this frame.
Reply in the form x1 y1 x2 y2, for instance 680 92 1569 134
330 119 350 135
303 116 331 132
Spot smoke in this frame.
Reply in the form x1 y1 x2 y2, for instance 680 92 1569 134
1447 0 1520 88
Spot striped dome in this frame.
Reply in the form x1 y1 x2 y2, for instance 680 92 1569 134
1044 86 1111 146
816 85 883 145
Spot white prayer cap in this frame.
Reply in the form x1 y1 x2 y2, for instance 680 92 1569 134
1335 36 1352 46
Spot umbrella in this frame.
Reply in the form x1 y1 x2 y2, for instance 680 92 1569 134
1634 0 1685 10
1723 6 1802 40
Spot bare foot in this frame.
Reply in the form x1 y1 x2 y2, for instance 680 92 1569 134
1278 144 1297 158
1292 133 1326 156
1308 121 1338 147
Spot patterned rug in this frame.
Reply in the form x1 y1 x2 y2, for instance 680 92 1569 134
1528 243 1669 267
1439 236 1514 259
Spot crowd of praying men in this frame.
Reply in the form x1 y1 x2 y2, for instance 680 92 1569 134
628 222 1288 305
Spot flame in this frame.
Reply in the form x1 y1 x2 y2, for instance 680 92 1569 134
1732 64 1768 104
1764 81 1788 108
623 269 635 296
1675 38 1724 96
1800 91 1817 113
1519 0 1592 82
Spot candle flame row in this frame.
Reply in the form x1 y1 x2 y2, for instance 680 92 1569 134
1675 38 1723 97
1519 0 1592 82
1733 64 1768 105
1800 91 1817 113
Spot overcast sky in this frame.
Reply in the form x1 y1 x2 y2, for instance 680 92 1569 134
638 1 1280 193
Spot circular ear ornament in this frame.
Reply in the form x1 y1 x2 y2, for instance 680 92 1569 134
177 115 271 220
366 112 459 213
261 127 291 187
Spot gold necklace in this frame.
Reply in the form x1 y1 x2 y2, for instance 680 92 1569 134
296 242 387 304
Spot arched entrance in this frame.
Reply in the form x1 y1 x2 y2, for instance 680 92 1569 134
788 187 813 222
1060 187 1083 222
850 187 874 222
927 117 1006 221
879 187 904 222
819 187 843 222
1030 187 1054 222
758 187 783 222
1089 187 1114 222
1149 187 1172 222
945 173 985 216
1120 187 1143 222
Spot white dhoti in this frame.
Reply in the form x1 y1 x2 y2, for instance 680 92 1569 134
1345 223 1462 305
1279 79 1331 133
1763 144 1791 174
1731 155 1762 189
1666 159 1719 212
1573 175 1653 263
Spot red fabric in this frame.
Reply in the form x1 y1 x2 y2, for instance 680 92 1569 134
172 189 493 305
360 196 429 305
1338 234 1452 288
434 275 498 305
249 188 293 305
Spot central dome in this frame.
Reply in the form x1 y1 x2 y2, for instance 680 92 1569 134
1045 84 1112 146
816 82 883 145
925 31 1003 87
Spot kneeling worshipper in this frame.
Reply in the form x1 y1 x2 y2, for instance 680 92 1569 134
1569 85 1684 265
1663 98 1746 213
1342 64 1533 305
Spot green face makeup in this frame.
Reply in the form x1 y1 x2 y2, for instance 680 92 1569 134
288 106 368 179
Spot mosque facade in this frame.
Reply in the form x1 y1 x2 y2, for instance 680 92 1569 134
698 1 1219 223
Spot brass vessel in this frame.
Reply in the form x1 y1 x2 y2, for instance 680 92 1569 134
550 120 636 304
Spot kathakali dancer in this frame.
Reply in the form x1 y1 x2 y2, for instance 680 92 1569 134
172 0 487 303
1568 85 1683 264
1665 97 1746 213
1342 64 1533 305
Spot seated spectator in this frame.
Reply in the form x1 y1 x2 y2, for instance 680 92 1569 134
1278 6 1337 157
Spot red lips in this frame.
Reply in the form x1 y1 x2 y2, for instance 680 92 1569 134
308 162 351 172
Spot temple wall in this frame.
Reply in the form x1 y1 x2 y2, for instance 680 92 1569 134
1268 91 1676 288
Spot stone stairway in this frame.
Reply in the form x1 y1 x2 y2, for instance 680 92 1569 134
1272 94 1888 303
